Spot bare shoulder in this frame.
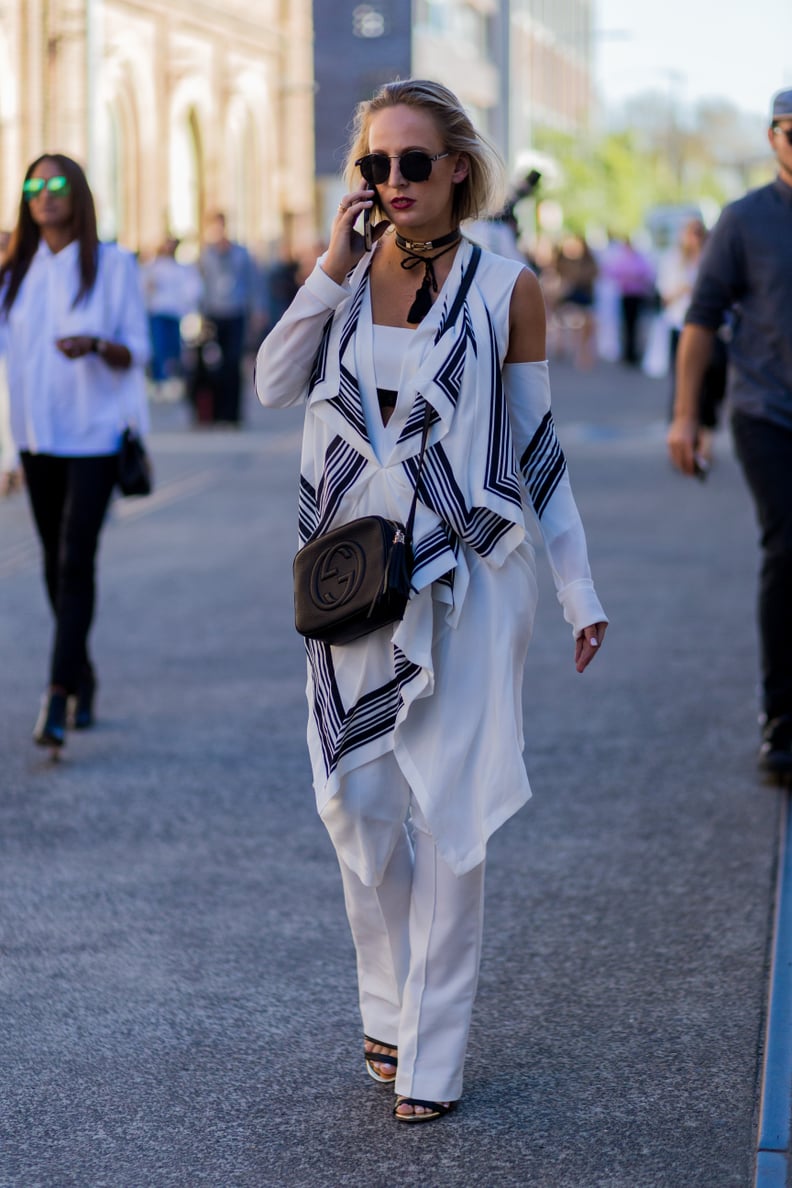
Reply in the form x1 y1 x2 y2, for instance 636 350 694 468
506 267 546 363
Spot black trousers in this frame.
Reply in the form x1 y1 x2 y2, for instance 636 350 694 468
20 452 118 692
212 314 246 423
731 412 792 721
620 295 646 365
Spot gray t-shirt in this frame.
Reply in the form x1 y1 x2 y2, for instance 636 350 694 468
199 242 255 319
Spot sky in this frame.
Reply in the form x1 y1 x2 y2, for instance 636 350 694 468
594 0 792 118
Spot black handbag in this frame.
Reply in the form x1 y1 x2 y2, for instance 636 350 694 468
293 414 431 645
117 427 153 497
293 244 480 646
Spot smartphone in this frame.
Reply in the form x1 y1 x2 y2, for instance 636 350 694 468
363 205 372 252
693 453 710 482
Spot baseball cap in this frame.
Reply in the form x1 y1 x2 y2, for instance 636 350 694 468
771 88 792 121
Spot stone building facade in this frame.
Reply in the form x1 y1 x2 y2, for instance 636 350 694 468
0 0 315 255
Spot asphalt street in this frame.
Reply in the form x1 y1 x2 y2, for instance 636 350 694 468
0 355 784 1187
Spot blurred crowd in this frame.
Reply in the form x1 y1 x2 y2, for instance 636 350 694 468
0 197 723 500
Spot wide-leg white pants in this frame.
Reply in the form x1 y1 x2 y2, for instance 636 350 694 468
322 752 486 1102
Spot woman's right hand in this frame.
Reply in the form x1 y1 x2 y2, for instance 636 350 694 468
321 189 388 285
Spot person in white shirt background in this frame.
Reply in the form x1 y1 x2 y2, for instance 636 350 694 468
141 235 203 402
657 217 727 465
0 153 150 750
0 227 23 496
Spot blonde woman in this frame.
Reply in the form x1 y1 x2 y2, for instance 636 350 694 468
256 80 607 1122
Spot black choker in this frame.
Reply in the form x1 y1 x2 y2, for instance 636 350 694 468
395 229 461 253
394 229 462 324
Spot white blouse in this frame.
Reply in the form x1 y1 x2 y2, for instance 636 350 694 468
0 240 150 456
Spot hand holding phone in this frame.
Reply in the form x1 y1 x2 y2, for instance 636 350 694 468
363 205 372 252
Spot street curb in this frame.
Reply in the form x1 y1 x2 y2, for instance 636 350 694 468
756 791 792 1186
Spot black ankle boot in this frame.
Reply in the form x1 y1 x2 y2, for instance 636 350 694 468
760 715 792 778
71 667 96 730
33 691 67 748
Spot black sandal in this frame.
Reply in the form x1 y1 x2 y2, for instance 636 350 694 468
364 1034 398 1084
393 1097 456 1123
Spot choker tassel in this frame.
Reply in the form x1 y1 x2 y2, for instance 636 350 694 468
395 230 461 325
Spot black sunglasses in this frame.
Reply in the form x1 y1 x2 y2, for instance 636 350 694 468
355 151 449 186
773 124 792 146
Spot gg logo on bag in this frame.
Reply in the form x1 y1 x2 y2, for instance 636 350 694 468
310 540 367 609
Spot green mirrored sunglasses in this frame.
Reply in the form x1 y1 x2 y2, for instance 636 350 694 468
23 176 71 201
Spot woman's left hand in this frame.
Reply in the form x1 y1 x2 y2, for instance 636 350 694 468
575 621 607 673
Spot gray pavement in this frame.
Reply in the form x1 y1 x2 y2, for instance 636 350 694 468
0 357 783 1187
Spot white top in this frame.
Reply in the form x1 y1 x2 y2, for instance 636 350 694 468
142 256 203 318
372 323 413 390
657 248 698 330
0 240 150 456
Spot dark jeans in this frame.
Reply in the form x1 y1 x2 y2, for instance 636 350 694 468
148 314 182 382
20 452 118 692
212 314 246 423
620 294 646 365
731 412 792 720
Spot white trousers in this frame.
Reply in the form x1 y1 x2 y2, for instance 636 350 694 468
322 752 486 1102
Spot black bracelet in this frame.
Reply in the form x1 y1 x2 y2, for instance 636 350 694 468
90 337 100 353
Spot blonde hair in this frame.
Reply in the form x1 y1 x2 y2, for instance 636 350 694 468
343 79 506 223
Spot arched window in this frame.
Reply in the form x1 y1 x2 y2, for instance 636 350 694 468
226 100 257 243
169 106 203 241
95 101 123 242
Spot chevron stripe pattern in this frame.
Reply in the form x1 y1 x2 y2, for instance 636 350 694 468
404 443 515 558
483 312 523 509
308 641 423 777
519 410 567 519
397 395 440 446
308 314 333 394
411 522 458 586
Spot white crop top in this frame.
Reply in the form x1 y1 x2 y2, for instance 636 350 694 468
372 323 414 391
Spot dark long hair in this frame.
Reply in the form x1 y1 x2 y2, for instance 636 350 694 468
0 153 99 315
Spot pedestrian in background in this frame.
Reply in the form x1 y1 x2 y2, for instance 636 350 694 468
0 227 23 496
604 236 656 366
141 235 202 401
0 153 150 749
198 211 257 425
553 233 599 369
256 78 607 1123
258 246 300 336
669 89 792 780
658 217 727 463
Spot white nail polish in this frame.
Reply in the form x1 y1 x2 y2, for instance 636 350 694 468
589 637 598 646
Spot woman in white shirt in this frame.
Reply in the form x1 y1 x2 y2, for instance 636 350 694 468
658 218 727 461
0 154 149 749
256 80 608 1123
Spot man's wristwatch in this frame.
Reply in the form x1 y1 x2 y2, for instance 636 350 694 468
90 337 108 356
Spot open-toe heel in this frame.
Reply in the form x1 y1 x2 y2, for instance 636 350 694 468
364 1034 398 1084
393 1096 456 1123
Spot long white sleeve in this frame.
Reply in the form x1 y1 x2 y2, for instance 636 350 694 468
504 361 607 636
255 261 351 408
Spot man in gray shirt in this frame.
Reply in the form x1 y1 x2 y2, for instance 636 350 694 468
668 88 792 781
198 212 257 425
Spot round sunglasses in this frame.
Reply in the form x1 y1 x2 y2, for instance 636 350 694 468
22 176 71 201
355 151 449 186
